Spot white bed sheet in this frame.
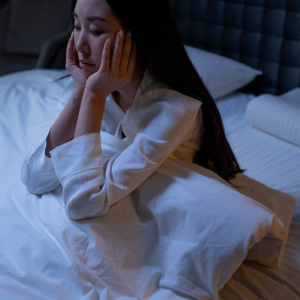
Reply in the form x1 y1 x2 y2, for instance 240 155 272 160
0 70 299 300
216 93 300 300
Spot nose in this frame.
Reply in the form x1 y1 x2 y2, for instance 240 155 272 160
75 30 90 55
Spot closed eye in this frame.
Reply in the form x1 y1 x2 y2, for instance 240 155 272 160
90 30 103 36
73 26 103 36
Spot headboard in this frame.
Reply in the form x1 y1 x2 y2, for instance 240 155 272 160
169 0 300 95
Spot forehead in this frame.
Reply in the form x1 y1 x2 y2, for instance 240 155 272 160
74 0 114 20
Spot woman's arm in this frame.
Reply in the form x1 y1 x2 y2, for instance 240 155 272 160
46 33 202 220
20 83 84 194
21 32 88 194
73 31 135 139
45 86 84 157
46 32 88 156
49 88 202 220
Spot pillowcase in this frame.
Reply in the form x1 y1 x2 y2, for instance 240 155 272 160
184 44 262 100
230 173 296 268
99 131 288 299
246 88 300 147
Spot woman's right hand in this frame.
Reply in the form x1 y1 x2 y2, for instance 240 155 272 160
65 32 87 89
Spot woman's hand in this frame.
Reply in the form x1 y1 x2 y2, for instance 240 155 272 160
65 32 87 89
85 30 137 99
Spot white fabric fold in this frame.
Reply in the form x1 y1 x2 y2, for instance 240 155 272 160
0 68 297 300
5 130 292 300
83 131 289 299
50 133 103 183
20 127 60 194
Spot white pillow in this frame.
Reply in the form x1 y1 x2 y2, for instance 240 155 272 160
99 131 287 299
246 88 300 147
185 45 262 100
230 173 296 268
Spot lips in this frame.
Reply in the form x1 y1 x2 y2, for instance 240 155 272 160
79 61 95 69
80 60 93 65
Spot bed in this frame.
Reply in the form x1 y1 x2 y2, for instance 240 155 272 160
0 0 300 299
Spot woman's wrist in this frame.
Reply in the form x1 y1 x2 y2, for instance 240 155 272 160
74 89 107 138
74 84 86 92
82 88 108 104
84 80 110 100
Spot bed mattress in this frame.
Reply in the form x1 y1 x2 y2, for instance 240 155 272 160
216 93 300 300
0 70 299 299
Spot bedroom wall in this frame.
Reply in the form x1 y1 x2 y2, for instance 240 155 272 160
0 0 74 76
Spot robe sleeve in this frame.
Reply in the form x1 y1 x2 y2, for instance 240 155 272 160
20 77 75 194
49 87 202 220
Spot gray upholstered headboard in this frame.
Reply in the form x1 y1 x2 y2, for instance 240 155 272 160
169 0 300 95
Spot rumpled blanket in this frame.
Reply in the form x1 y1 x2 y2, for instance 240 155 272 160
0 131 291 300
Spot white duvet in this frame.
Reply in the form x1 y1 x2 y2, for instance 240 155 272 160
0 70 295 300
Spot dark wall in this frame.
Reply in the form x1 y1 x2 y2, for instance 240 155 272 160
170 0 300 95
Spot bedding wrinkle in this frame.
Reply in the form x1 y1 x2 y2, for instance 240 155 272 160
40 200 121 298
2 69 300 299
219 263 280 300
216 91 300 299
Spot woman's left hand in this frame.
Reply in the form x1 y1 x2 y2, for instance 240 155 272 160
85 30 137 98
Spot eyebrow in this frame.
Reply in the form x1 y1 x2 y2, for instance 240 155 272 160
72 12 109 23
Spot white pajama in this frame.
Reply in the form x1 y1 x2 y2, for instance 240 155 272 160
21 70 203 219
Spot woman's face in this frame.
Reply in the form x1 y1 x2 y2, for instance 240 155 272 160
73 0 123 77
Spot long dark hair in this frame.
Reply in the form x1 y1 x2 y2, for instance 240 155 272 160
58 0 245 183
106 0 245 182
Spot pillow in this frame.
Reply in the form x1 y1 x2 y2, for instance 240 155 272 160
246 88 300 147
184 45 262 100
98 131 287 299
230 173 296 268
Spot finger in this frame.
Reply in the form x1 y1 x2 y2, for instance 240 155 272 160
100 38 111 73
119 31 133 72
66 32 74 61
72 44 79 61
111 30 124 71
127 41 137 75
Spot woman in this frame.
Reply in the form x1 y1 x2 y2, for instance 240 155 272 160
21 0 244 220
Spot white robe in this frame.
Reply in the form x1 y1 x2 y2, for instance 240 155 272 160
21 70 204 219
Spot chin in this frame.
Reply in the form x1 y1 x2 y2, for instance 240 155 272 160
82 69 95 78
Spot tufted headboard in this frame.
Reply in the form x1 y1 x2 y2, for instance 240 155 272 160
169 0 300 95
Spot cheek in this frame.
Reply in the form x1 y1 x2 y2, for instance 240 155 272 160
90 34 117 68
93 41 107 67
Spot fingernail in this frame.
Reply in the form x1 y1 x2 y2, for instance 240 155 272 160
106 38 111 45
119 30 123 38
128 31 132 38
